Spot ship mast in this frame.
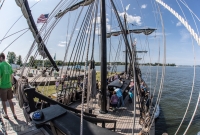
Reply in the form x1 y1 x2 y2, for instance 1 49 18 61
124 14 128 74
99 0 108 113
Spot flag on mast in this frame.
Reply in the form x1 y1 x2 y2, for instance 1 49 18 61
37 14 49 23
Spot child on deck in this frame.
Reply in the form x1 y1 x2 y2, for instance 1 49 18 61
110 91 118 112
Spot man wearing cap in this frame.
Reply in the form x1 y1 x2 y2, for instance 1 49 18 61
114 87 124 108
0 53 16 119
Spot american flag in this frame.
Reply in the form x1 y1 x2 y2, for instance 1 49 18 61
37 14 49 23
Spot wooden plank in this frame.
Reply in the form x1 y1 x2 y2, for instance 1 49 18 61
0 97 47 135
69 95 143 135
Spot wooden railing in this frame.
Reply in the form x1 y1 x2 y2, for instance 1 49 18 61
13 75 117 132
76 114 117 131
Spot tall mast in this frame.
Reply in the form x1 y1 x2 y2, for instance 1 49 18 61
124 14 128 74
99 0 108 114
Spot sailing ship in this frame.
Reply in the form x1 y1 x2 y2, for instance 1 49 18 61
0 0 200 135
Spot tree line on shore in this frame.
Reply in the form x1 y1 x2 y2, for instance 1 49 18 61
6 52 176 67
27 59 127 67
140 63 176 66
6 52 127 67
6 52 23 66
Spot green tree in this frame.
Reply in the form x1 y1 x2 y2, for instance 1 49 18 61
16 55 23 66
7 52 16 64
29 56 35 67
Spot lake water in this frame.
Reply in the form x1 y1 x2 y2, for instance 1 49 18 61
96 65 200 135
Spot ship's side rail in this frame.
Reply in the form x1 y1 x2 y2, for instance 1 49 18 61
12 74 119 132
25 87 97 117
25 88 117 131
75 114 117 131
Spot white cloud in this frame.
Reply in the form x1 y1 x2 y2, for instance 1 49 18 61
75 28 79 31
133 8 136 9
106 18 109 22
141 4 147 9
94 24 112 35
94 17 101 24
176 21 182 26
118 12 141 25
107 24 111 31
126 4 130 11
58 41 67 47
180 29 190 42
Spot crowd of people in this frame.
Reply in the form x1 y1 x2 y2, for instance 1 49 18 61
54 71 141 113
100 73 134 112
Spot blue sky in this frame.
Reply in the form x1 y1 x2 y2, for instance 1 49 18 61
0 0 200 65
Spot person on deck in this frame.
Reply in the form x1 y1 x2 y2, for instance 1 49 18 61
114 87 124 108
0 53 17 119
114 73 119 80
98 81 101 91
110 76 113 82
106 89 110 110
128 79 134 103
129 79 134 91
55 80 59 91
140 81 147 91
96 80 99 91
110 91 118 112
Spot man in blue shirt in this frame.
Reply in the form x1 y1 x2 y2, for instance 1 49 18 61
114 87 124 108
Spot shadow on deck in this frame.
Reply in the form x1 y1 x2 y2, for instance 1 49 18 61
0 97 48 135
69 96 142 135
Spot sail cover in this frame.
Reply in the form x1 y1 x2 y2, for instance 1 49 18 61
86 61 96 110
106 28 156 38
15 0 59 71
55 0 94 18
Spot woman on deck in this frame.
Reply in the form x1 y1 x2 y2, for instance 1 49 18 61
110 91 118 112
128 79 134 103
129 79 134 91
114 87 124 108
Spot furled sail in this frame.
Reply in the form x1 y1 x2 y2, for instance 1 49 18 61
106 28 156 38
55 0 94 18
15 0 59 71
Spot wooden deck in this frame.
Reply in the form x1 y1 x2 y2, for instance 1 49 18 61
69 95 144 135
0 95 155 135
0 97 48 135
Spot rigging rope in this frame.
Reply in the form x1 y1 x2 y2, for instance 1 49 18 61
0 28 29 42
174 0 197 134
80 2 96 135
0 0 41 46
1 29 29 53
0 0 5 10
147 2 166 131
183 92 200 135
156 0 200 46
180 0 200 22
